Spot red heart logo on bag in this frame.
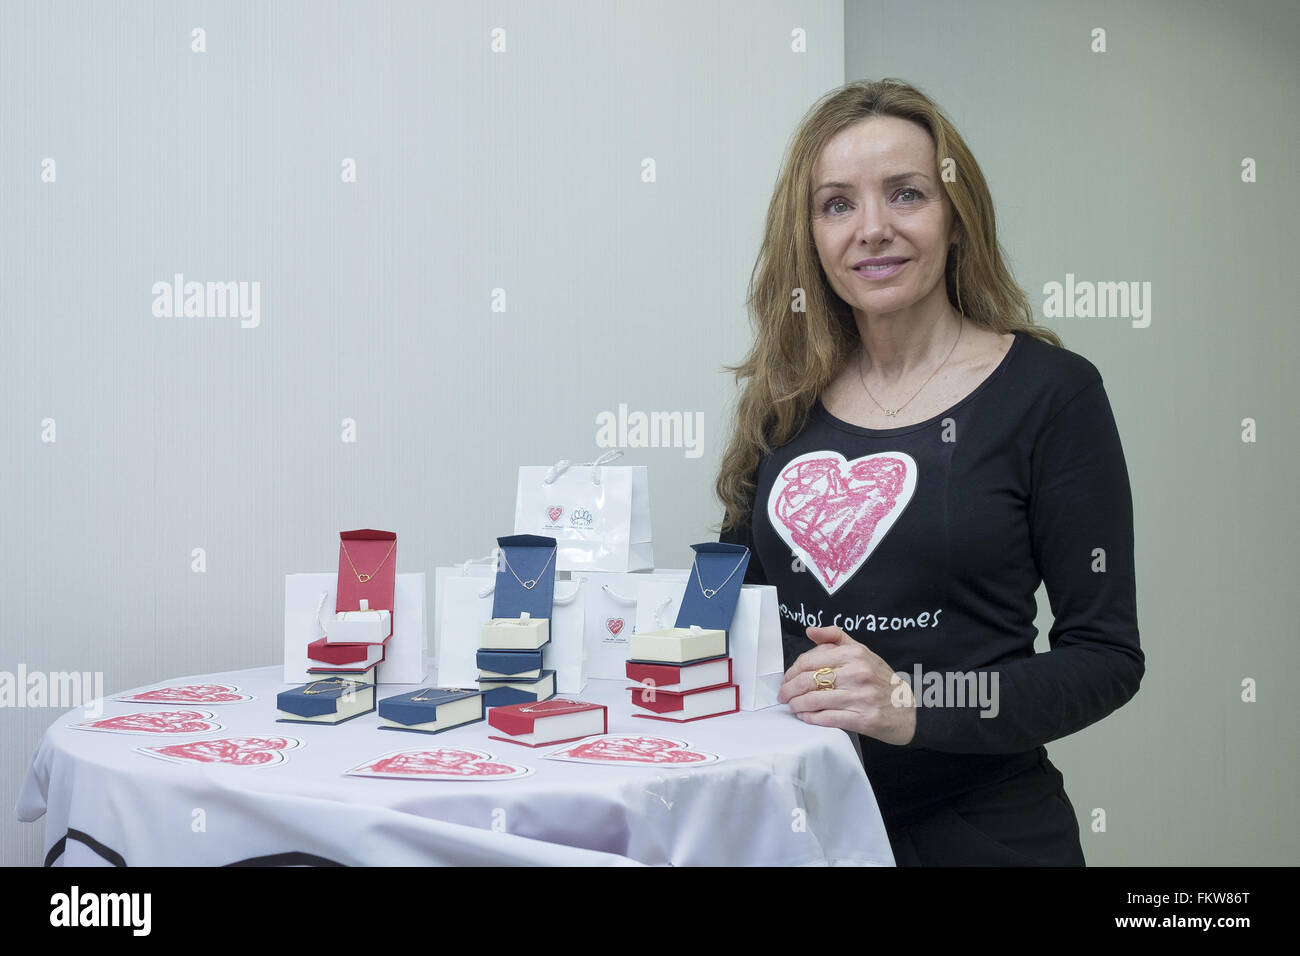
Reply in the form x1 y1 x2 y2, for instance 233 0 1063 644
122 684 250 704
557 734 713 765
546 506 564 522
354 748 528 779
605 617 625 636
768 450 917 595
145 736 300 767
79 710 221 735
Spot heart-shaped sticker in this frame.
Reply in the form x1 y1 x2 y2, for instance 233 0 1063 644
605 617 625 636
767 450 917 595
73 710 222 736
141 736 302 767
546 734 718 766
348 748 532 780
116 683 253 704
546 506 564 522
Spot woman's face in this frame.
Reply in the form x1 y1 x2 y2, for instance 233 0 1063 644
810 116 955 323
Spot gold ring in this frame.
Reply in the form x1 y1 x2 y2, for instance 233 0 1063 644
812 667 836 690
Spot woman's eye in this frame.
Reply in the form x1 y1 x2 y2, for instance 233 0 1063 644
897 187 922 202
824 198 849 215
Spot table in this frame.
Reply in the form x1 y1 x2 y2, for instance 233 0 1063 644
16 665 896 866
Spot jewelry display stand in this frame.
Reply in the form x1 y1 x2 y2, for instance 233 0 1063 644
625 542 749 721
478 534 560 706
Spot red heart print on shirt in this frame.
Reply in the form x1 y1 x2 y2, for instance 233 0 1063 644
767 450 917 595
551 734 717 765
547 506 564 522
144 736 301 767
605 617 625 636
76 710 222 735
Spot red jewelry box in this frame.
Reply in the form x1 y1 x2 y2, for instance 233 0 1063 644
335 529 396 640
631 683 740 722
487 699 608 748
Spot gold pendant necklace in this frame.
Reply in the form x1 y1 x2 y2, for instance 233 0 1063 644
341 538 396 583
303 678 366 695
502 547 557 591
693 553 747 599
857 318 963 418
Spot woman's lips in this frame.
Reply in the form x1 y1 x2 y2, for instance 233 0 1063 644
853 260 908 279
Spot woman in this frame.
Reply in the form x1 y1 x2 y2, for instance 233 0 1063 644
716 79 1144 866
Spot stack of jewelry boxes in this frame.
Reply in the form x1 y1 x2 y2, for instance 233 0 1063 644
307 529 397 680
625 543 748 722
477 534 558 707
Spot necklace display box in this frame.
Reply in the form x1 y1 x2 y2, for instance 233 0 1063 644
477 648 543 680
479 669 556 708
487 698 607 747
283 572 426 685
377 687 485 735
625 543 748 721
277 678 376 725
325 530 396 644
305 638 386 675
629 682 740 722
627 543 749 662
480 535 557 649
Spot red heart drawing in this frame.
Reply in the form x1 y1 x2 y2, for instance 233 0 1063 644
121 684 250 704
546 506 564 522
768 450 916 595
354 748 527 778
605 617 625 636
146 736 300 767
78 710 221 735
557 734 713 765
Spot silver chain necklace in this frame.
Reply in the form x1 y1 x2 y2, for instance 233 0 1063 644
501 547 557 591
857 318 962 418
693 553 747 599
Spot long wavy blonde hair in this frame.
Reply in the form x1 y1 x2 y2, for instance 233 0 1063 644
716 78 1062 532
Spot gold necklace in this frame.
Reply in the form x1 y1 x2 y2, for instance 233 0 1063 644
856 318 963 419
501 547 557 591
303 678 366 695
410 687 476 702
518 698 580 713
693 554 747 599
341 539 396 583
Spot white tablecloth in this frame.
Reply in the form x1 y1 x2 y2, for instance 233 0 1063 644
16 665 895 866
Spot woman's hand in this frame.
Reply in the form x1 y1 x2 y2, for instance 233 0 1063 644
778 625 916 745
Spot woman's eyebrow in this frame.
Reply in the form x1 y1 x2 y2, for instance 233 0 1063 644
813 171 932 195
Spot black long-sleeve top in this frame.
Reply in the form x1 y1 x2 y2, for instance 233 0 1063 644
719 330 1144 825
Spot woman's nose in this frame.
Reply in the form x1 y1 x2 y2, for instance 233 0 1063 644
854 200 893 245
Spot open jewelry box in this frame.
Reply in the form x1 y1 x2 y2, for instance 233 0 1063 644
320 530 396 645
480 534 557 650
627 542 750 665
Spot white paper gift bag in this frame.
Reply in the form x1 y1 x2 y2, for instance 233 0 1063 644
543 579 587 694
576 570 688 679
283 572 427 685
434 555 497 667
435 571 587 695
632 580 783 711
514 451 653 572
434 570 496 688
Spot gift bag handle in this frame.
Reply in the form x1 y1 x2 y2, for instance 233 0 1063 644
651 595 674 629
554 580 583 606
602 583 638 606
313 590 330 635
542 450 624 486
458 552 498 575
